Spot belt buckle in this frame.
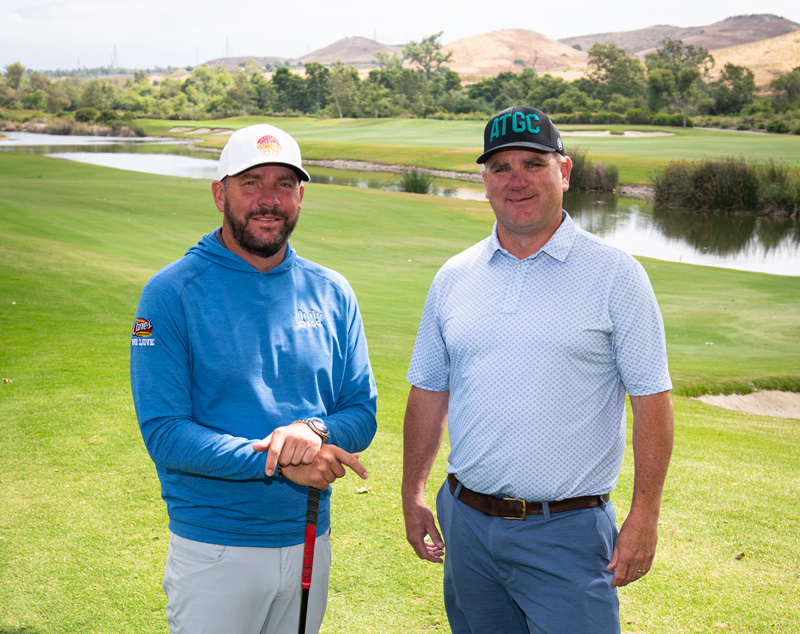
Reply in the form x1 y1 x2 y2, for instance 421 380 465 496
501 497 526 520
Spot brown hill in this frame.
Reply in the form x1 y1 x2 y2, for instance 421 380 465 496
297 36 404 66
560 14 800 55
444 29 588 80
709 30 800 87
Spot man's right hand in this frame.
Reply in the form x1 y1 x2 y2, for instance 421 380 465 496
280 444 368 490
253 422 323 477
402 495 445 564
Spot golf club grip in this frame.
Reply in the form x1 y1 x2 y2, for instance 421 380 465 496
301 487 321 590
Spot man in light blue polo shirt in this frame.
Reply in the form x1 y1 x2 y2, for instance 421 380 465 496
402 106 674 634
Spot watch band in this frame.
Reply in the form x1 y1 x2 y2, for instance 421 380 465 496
293 417 329 444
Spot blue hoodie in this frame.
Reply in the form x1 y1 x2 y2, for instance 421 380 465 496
130 229 377 547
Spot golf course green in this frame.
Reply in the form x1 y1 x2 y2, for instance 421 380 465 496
0 126 798 633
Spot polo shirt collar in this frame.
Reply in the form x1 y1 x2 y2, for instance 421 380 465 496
484 211 577 263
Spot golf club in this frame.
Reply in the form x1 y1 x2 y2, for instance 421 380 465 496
298 486 321 634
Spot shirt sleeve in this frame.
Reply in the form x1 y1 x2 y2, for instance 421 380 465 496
130 274 269 481
322 284 377 453
609 260 673 396
407 273 451 392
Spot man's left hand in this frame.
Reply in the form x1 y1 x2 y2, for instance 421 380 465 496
606 508 658 587
253 423 323 477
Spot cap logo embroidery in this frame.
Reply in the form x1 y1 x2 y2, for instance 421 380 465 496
256 134 281 156
489 112 540 142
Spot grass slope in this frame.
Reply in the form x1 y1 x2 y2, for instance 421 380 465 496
0 153 798 633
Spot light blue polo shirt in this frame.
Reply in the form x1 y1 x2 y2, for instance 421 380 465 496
407 212 672 501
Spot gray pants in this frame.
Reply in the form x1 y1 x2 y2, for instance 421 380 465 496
163 531 331 634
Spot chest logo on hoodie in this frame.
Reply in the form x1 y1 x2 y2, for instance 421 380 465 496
131 317 156 346
296 309 323 329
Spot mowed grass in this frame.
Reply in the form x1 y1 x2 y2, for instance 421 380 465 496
0 153 799 633
139 116 800 184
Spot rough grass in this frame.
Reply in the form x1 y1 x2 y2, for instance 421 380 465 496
1 153 798 633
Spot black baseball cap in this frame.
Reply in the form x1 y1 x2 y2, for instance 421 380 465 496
476 106 564 164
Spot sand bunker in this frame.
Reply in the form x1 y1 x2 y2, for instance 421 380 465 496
695 390 800 420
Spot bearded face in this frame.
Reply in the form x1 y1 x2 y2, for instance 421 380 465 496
223 198 299 259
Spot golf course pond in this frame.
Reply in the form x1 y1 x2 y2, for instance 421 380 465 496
1 131 798 276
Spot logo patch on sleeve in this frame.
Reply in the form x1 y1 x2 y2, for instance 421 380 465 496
132 318 153 337
131 318 156 346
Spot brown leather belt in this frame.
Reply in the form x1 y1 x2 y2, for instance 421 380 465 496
448 474 610 520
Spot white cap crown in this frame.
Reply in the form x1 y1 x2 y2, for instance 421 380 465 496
216 123 310 182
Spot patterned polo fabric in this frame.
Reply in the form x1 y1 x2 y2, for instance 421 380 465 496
407 212 672 501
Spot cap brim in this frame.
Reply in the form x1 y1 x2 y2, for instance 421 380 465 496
219 159 310 182
476 141 560 164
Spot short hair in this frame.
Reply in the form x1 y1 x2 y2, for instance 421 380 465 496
479 150 567 174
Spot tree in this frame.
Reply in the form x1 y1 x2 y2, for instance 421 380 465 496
303 62 331 112
708 63 757 115
79 78 117 110
586 43 646 103
403 32 453 80
330 61 360 120
770 69 800 110
228 70 256 114
270 66 307 112
360 77 392 122
645 39 712 125
4 62 25 91
647 69 676 112
645 39 714 77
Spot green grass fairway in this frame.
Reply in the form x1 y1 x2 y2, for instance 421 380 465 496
139 116 800 184
1 153 799 633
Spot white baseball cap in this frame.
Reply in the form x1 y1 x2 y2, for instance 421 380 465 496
216 123 310 182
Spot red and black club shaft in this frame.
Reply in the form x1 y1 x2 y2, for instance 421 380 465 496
298 486 321 634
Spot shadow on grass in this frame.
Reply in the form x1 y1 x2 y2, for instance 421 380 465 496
0 628 41 634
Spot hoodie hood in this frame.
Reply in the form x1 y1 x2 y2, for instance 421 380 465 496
186 227 296 275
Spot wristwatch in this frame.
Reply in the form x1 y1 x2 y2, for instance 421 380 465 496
293 417 329 444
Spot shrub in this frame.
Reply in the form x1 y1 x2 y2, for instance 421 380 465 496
767 119 790 134
397 168 434 194
651 112 673 126
626 109 652 125
653 158 799 214
74 107 99 123
568 148 618 192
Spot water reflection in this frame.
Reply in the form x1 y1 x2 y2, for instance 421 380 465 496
565 191 799 274
650 206 800 256
308 166 487 202
1 131 797 275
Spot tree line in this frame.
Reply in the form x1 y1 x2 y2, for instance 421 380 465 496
2 33 799 133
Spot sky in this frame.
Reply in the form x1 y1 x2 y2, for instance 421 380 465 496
3 0 800 72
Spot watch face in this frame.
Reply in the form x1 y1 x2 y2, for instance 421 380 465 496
308 417 329 440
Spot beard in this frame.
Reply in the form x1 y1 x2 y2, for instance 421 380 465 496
223 200 298 259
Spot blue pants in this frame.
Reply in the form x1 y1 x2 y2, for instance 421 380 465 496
436 480 620 634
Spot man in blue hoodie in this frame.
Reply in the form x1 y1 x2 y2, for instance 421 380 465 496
130 123 377 634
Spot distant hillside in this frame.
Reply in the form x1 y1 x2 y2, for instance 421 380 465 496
560 14 800 55
201 56 288 70
297 36 404 66
444 29 588 79
710 30 800 87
